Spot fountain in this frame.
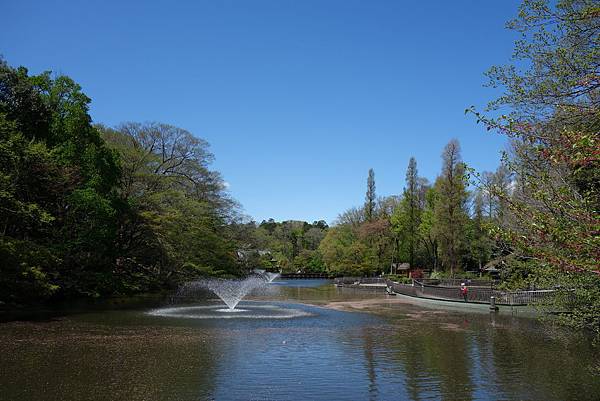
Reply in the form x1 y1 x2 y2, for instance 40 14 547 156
253 269 280 283
177 276 267 310
264 272 280 283
148 272 309 319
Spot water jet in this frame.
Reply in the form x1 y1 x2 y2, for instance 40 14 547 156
177 276 267 310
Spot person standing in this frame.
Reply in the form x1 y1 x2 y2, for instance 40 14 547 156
460 282 468 302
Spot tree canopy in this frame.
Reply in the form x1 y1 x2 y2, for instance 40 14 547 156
0 60 242 303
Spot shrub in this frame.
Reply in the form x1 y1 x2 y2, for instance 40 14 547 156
409 269 424 279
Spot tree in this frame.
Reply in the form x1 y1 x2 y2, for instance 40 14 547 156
101 122 240 280
418 187 439 270
392 157 422 267
469 191 492 271
376 195 401 219
358 218 394 275
485 0 599 120
433 140 470 273
472 0 600 336
0 59 122 301
319 225 373 276
248 219 329 273
364 168 376 222
304 227 326 250
336 206 365 227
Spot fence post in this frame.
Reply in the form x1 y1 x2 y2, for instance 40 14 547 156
490 296 498 312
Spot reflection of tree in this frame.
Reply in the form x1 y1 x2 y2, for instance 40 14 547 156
482 316 599 401
0 321 221 401
387 318 474 401
361 328 379 401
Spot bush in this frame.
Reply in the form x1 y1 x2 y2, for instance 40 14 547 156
429 270 489 280
386 274 412 284
429 270 448 279
0 237 61 304
409 269 424 279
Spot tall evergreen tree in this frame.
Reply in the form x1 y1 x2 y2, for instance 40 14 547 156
433 140 469 273
391 158 422 267
404 157 421 267
364 168 376 222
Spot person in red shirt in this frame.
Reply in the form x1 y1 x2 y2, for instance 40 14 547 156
460 282 468 301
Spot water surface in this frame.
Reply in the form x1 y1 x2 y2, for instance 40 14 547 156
1 280 598 401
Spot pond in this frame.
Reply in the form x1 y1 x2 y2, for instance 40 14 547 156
1 280 598 401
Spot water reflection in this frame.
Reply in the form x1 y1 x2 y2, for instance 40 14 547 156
361 327 379 401
0 282 598 401
0 321 221 401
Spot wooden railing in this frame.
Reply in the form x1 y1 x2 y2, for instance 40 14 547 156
409 279 553 306
387 281 417 297
334 277 386 285
279 273 332 279
334 276 555 306
417 278 498 288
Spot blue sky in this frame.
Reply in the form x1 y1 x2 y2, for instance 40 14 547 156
2 0 520 224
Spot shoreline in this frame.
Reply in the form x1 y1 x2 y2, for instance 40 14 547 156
321 292 540 317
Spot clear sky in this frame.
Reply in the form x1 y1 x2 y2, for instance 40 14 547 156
2 0 521 224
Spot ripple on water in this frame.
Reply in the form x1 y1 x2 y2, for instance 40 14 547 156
146 304 313 319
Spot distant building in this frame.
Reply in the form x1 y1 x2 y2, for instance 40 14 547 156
390 262 411 276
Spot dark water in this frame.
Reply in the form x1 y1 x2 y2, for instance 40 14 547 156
1 280 598 401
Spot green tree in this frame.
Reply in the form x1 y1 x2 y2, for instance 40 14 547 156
250 219 329 272
358 218 395 275
391 157 422 267
101 122 240 280
0 59 122 301
319 225 373 276
364 168 376 222
418 187 439 271
469 191 492 271
0 58 248 303
433 140 470 274
485 0 599 120
472 0 600 335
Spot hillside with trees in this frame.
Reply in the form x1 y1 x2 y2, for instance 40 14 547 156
0 61 243 304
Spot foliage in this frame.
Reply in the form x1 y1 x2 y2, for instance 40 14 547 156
418 187 439 270
468 191 493 270
323 149 494 278
471 0 600 336
429 270 488 281
386 274 413 284
100 122 240 282
391 157 423 267
321 192 399 276
0 59 242 304
0 59 122 302
319 224 375 276
433 140 470 273
364 168 376 222
238 219 329 273
0 237 60 303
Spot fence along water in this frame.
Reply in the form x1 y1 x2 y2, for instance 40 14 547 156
335 277 555 306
